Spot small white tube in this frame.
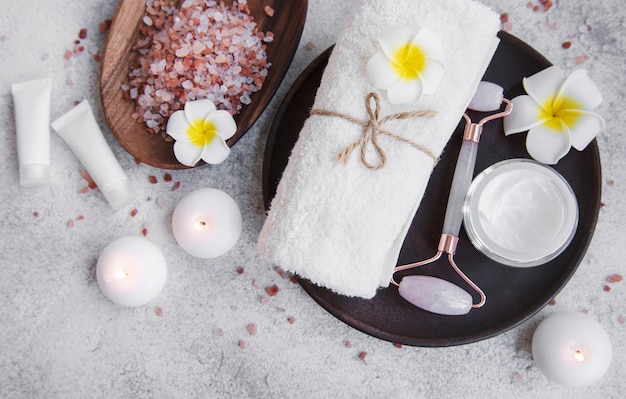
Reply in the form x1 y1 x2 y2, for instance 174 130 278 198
11 77 52 187
51 100 137 210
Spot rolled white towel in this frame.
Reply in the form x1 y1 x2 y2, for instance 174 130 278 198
258 0 501 298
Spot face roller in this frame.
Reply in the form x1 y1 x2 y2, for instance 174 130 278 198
391 82 513 316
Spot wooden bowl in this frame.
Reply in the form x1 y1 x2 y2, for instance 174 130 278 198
100 0 307 169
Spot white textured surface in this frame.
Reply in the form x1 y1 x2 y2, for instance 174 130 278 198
0 0 624 398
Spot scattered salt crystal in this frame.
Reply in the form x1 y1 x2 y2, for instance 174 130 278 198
606 273 623 283
266 285 280 297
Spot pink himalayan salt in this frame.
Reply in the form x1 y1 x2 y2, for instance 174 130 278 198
123 0 271 139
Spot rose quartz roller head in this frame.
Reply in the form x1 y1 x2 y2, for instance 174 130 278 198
391 82 512 316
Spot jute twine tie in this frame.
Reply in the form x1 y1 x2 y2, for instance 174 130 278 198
310 92 438 170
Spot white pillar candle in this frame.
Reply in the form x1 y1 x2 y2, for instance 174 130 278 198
96 236 167 307
172 188 242 258
532 311 612 387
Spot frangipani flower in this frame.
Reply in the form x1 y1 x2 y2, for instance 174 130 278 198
166 99 236 167
366 26 445 104
504 66 604 165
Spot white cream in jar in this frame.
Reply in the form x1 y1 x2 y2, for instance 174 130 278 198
463 159 578 267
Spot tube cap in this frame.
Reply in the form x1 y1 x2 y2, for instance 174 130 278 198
19 164 50 187
102 178 137 210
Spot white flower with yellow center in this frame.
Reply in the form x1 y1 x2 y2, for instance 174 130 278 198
504 66 605 165
166 99 236 167
366 26 445 104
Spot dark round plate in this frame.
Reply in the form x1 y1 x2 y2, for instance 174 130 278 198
262 31 602 347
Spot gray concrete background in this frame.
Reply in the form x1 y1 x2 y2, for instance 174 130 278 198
1 0 624 397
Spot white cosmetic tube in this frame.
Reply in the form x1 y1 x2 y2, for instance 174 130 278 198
11 77 52 187
51 100 137 210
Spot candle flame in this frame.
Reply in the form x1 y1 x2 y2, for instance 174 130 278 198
574 349 585 362
194 220 208 230
193 216 214 232
114 268 128 280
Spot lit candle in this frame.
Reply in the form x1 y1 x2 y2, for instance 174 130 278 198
532 311 612 387
96 236 167 307
172 188 242 258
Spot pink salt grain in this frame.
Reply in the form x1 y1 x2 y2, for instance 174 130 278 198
275 266 286 279
124 0 272 138
606 273 623 283
266 285 280 297
247 323 257 336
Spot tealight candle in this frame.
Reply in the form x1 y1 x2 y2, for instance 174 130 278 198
532 311 612 387
172 188 242 258
96 236 167 307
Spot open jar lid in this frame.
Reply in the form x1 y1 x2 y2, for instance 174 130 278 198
463 159 579 267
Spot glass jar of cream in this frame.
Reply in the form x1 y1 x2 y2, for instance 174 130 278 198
463 159 578 267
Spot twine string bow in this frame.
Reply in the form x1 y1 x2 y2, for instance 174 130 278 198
310 92 438 170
